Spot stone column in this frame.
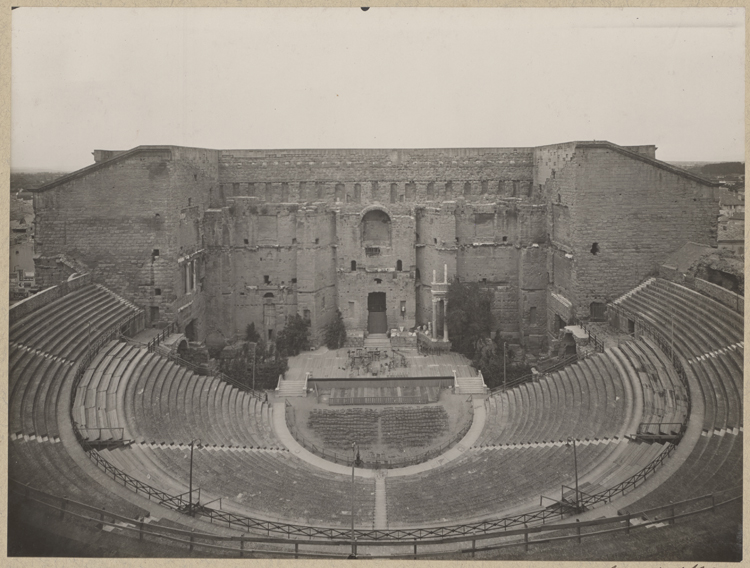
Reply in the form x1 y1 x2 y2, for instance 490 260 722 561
192 260 197 292
431 298 437 339
443 299 449 341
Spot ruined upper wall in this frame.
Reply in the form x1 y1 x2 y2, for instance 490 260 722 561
217 147 535 203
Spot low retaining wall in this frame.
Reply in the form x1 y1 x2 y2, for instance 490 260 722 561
659 267 743 315
9 273 92 325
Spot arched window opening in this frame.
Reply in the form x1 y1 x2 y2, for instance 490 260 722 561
396 260 403 271
361 209 391 246
351 260 357 271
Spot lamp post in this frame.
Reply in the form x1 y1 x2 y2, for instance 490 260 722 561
503 341 507 392
249 342 257 391
349 441 362 558
566 437 580 513
188 438 201 517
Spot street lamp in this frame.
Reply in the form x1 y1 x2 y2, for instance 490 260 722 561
349 441 363 558
566 437 580 513
249 342 257 391
188 438 202 517
503 341 507 392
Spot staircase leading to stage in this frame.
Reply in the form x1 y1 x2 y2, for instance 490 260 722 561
454 372 488 395
364 334 391 349
276 373 308 397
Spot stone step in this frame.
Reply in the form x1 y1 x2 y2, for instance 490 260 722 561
455 375 487 395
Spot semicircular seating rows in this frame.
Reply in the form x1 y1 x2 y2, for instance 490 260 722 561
383 345 676 526
611 278 743 510
8 276 743 558
9 283 159 526
84 340 376 527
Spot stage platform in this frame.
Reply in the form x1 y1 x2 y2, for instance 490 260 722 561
285 346 476 382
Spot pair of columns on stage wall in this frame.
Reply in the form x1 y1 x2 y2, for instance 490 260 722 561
431 297 448 341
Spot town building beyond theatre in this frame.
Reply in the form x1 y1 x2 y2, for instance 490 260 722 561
30 141 719 358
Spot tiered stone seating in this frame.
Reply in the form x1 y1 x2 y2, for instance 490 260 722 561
617 337 688 435
109 347 280 448
479 350 631 446
613 278 743 509
73 340 147 441
9 439 149 519
386 443 605 525
11 285 139 361
9 282 147 537
100 445 376 527
10 285 141 443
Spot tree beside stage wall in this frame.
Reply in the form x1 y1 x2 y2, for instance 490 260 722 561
324 309 347 350
446 278 531 389
276 314 311 357
446 278 494 360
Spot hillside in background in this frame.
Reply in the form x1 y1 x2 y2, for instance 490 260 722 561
700 162 745 176
11 171 69 192
668 161 745 182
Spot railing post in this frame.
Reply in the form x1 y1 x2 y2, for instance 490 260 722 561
576 519 581 543
471 539 476 558
189 528 195 552
294 542 299 559
626 513 631 534
413 542 418 559
524 523 529 551
240 535 245 557
139 520 144 540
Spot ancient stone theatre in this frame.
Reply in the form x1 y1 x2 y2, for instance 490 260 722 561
31 141 719 356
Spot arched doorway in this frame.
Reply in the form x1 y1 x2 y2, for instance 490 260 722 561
367 292 387 334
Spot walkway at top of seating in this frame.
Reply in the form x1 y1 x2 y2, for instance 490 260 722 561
271 394 487 479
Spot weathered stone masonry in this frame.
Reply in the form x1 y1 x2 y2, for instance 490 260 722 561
32 141 718 356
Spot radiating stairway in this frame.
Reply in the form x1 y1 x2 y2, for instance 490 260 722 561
455 373 488 395
277 373 308 397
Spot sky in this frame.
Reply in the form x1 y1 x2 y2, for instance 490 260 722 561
10 7 746 172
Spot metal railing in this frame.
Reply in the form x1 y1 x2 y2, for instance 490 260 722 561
579 321 605 353
164 351 266 400
329 395 428 406
637 422 684 437
9 478 741 559
284 401 474 469
575 441 678 510
490 353 579 394
146 322 177 352
74 426 126 441
59 300 694 543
